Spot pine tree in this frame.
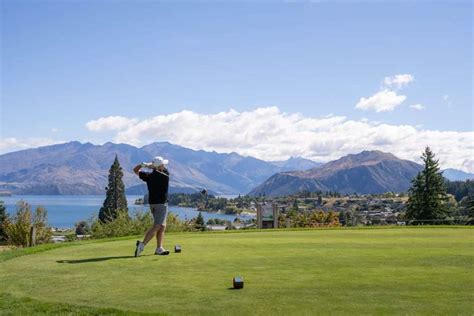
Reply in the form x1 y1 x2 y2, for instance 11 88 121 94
317 194 323 205
99 155 128 223
406 147 448 224
292 198 299 211
0 201 7 242
466 196 474 225
195 211 205 231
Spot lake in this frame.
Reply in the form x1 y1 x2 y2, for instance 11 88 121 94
1 195 254 228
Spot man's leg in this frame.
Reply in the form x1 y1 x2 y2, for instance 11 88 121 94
135 224 160 257
144 224 162 245
151 203 169 255
156 224 166 248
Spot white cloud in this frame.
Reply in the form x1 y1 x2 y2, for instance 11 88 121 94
0 137 62 154
409 104 425 111
356 73 415 113
86 107 474 172
51 128 60 133
86 116 139 131
443 94 450 101
383 74 414 89
355 89 406 112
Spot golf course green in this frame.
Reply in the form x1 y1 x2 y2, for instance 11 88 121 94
0 227 473 315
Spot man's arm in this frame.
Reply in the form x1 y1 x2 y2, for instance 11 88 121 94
133 164 143 175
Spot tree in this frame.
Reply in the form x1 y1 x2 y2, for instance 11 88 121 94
338 211 346 226
195 211 205 231
292 198 299 212
466 196 474 225
206 218 216 225
0 201 7 242
75 221 89 235
459 195 474 225
99 155 128 223
406 147 449 224
5 201 51 247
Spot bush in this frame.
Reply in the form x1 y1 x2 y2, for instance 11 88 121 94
75 221 89 235
165 212 187 232
284 209 341 228
90 209 151 239
0 201 7 243
89 209 197 239
5 201 52 247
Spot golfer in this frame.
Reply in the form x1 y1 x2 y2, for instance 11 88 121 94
133 156 170 257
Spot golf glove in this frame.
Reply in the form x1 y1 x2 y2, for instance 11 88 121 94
141 162 152 169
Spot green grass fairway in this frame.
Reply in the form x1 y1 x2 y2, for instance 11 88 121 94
1 228 473 315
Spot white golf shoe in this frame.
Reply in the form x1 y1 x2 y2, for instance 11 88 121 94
155 247 170 255
135 241 145 257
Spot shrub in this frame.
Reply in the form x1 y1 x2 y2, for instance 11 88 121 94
0 201 7 242
90 208 205 238
75 221 89 235
165 212 187 232
91 209 149 239
5 201 52 247
283 209 340 228
32 206 52 244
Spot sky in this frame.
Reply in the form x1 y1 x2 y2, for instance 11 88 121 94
1 0 473 171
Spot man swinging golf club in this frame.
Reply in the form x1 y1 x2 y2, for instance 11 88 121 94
133 156 170 257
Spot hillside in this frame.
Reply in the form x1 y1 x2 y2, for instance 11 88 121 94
443 168 474 181
249 150 423 196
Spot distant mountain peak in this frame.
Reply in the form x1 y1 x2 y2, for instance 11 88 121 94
250 150 422 196
342 150 397 161
316 150 398 171
443 168 474 181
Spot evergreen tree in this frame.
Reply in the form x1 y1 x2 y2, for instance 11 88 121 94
406 147 448 224
195 211 205 231
0 201 7 242
317 194 323 205
466 196 474 225
292 198 299 211
99 155 128 223
338 211 346 226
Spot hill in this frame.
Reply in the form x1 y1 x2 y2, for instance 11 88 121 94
443 168 474 181
269 156 324 170
0 228 472 315
0 141 317 195
249 150 423 196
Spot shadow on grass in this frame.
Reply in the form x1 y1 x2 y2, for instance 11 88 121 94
56 255 152 264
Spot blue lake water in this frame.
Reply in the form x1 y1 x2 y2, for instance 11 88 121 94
1 195 254 228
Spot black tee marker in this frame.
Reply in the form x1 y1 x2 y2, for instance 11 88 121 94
233 276 244 289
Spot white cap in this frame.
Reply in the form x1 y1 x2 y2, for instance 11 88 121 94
151 156 169 168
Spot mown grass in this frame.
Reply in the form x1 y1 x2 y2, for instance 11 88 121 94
0 227 473 315
0 292 157 316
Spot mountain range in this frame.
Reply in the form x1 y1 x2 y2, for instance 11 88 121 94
0 141 320 195
0 141 469 196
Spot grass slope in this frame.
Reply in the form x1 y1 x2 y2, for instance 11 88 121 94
0 228 473 315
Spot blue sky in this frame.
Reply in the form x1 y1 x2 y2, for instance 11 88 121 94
1 1 473 170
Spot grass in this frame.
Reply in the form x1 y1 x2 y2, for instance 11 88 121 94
0 227 473 315
0 292 153 316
